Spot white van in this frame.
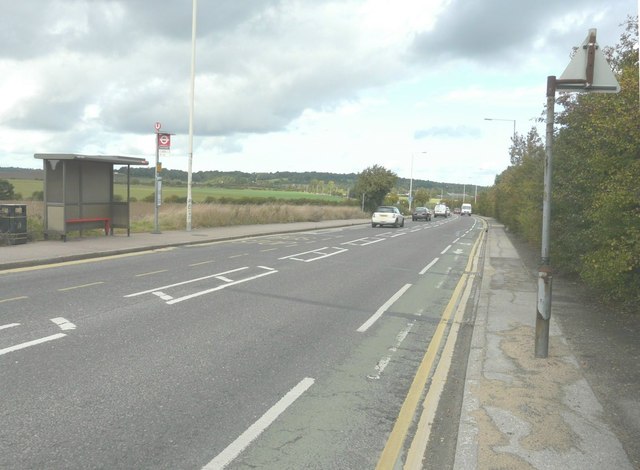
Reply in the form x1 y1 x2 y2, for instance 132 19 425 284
461 203 472 216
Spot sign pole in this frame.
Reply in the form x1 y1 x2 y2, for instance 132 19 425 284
153 123 161 234
535 29 620 358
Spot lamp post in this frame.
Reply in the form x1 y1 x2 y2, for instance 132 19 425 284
408 151 426 212
186 0 198 231
484 117 516 141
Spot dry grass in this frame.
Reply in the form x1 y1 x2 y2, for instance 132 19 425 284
11 201 366 236
135 202 366 231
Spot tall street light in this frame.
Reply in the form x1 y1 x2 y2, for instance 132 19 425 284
186 0 198 231
408 151 426 212
484 117 516 140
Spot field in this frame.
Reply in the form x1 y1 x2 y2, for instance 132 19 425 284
2 178 366 240
6 178 346 203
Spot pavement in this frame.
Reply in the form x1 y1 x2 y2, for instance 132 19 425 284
1 218 637 469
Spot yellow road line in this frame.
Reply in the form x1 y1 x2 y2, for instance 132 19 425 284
375 225 485 469
58 281 105 292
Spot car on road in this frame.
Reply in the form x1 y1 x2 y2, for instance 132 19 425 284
433 203 448 218
412 206 431 221
372 206 405 227
461 203 472 216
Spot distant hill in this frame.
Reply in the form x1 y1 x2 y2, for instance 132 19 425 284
0 167 44 179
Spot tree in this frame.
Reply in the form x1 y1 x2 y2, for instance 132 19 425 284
353 165 398 212
0 179 16 200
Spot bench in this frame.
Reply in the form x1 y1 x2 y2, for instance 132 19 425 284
64 217 111 241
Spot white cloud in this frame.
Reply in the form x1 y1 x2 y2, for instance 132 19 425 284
0 0 633 188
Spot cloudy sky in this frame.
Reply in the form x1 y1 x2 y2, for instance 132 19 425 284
0 0 635 186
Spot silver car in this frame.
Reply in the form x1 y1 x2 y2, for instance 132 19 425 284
372 206 405 228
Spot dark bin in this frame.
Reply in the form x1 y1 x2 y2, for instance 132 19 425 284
0 204 27 245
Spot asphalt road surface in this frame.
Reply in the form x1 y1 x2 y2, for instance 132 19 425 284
0 215 482 469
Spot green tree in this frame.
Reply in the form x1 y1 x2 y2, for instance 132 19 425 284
0 179 16 200
413 188 430 207
550 17 639 305
353 165 398 212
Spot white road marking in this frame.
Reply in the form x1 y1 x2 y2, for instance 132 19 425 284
0 323 20 331
50 317 76 330
58 281 105 292
166 268 278 305
340 237 385 246
357 284 412 333
419 258 439 275
0 333 66 357
0 296 28 304
279 247 348 263
203 377 315 469
368 322 415 379
440 245 451 255
136 270 168 277
189 260 216 266
124 267 249 298
153 291 174 301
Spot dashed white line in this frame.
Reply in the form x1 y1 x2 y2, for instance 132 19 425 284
357 284 412 333
203 377 315 469
440 245 452 255
136 270 168 277
0 323 20 331
58 281 105 292
419 258 439 275
0 333 66 357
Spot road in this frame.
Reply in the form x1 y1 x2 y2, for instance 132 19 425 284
0 215 483 469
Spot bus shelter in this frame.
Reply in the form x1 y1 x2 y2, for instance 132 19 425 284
34 154 149 240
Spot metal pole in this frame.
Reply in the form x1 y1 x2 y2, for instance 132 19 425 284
186 0 197 232
408 154 414 212
153 129 160 234
536 75 556 358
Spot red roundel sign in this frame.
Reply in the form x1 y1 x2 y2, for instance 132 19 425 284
158 133 171 148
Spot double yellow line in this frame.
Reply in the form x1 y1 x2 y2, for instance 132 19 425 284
376 221 486 469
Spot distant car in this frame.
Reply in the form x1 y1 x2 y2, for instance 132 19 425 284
454 207 461 215
412 207 431 221
433 203 448 218
372 206 405 228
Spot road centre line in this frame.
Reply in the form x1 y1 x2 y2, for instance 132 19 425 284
0 323 20 331
189 260 216 266
136 269 169 277
0 296 28 304
166 268 278 305
419 258 439 275
0 333 66 357
202 377 315 470
357 284 412 333
440 245 452 255
58 281 105 292
124 267 249 298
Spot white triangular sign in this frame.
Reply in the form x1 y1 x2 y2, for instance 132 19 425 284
558 28 620 93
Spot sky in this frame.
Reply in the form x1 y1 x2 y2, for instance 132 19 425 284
0 0 636 187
